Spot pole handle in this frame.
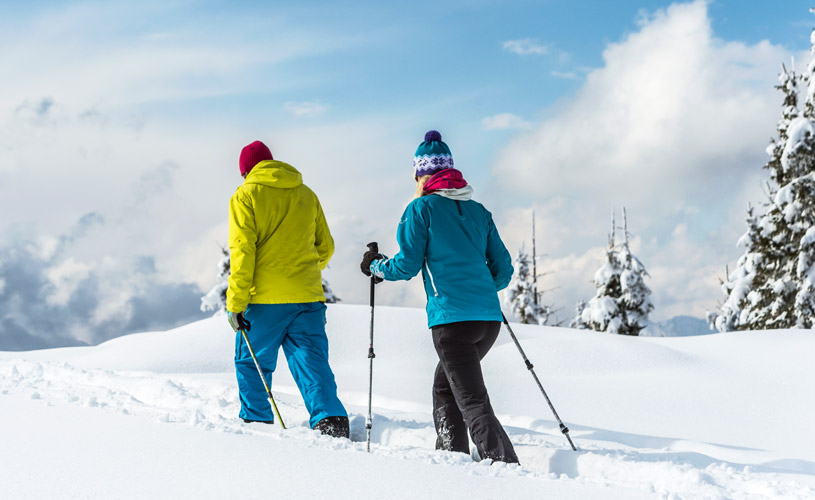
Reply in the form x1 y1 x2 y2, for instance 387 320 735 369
368 242 379 306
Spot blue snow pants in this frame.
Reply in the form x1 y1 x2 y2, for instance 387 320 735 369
234 302 347 428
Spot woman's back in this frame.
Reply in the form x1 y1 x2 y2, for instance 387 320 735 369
385 193 513 327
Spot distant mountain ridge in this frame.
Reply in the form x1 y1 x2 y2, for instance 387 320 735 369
641 315 711 337
0 330 89 351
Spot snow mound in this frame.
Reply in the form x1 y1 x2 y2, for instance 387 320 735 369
2 304 814 499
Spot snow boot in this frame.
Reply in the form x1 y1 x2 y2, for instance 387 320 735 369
313 416 350 439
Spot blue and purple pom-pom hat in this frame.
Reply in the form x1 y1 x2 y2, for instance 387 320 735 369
414 130 454 178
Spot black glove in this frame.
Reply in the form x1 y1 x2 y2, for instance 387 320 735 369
227 310 251 332
360 250 384 283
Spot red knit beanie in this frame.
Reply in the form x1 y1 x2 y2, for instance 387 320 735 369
239 141 273 176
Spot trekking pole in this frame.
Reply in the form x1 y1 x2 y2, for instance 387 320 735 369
240 328 286 430
501 314 576 451
366 242 378 452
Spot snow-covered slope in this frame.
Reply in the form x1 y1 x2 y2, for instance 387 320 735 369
1 304 813 499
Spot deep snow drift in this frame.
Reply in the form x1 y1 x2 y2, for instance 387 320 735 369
1 304 814 499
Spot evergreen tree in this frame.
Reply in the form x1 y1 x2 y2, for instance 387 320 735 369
573 208 653 336
710 43 815 330
569 299 588 329
200 246 230 314
616 228 654 334
322 278 341 303
767 62 802 188
506 246 555 325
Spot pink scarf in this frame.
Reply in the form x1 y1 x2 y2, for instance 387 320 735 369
423 169 468 193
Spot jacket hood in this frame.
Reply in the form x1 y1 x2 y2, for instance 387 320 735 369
244 160 303 188
432 185 474 201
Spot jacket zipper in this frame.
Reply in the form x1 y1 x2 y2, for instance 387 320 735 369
424 260 439 297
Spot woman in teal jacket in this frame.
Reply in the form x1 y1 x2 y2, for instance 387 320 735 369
361 131 518 464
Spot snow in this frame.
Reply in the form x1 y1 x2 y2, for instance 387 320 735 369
593 262 614 286
801 226 815 248
583 295 618 329
2 304 815 499
781 118 815 171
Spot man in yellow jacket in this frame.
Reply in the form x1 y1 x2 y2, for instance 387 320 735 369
226 140 348 438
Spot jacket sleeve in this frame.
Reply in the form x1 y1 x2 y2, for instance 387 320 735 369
485 212 514 291
227 191 257 313
314 197 334 270
373 202 428 281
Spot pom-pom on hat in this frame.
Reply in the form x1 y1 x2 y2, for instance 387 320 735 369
414 130 454 178
239 140 274 176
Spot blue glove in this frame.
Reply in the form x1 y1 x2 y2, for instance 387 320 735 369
227 311 251 332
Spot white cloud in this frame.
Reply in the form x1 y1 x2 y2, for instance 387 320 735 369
0 3 370 319
0 3 358 116
502 38 570 63
45 258 91 307
490 1 794 318
481 113 533 130
502 38 551 56
495 2 785 210
284 101 329 117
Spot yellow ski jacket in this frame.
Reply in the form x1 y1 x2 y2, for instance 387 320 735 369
226 160 334 312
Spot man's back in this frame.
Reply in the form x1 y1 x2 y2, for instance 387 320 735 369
227 160 334 311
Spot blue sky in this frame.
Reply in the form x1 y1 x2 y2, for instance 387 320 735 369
1 0 813 346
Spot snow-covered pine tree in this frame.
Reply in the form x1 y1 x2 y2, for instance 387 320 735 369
576 212 623 334
615 210 654 334
322 278 340 303
768 62 802 188
200 246 230 314
710 47 815 330
708 206 771 331
506 245 555 325
574 208 653 336
569 299 588 329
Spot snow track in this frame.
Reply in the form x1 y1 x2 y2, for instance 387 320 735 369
2 305 814 499
2 356 813 500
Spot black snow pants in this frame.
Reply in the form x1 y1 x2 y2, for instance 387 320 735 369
431 320 519 464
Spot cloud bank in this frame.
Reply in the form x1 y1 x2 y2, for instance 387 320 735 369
0 214 207 350
491 1 793 321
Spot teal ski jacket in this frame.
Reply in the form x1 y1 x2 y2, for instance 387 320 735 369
371 191 513 328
